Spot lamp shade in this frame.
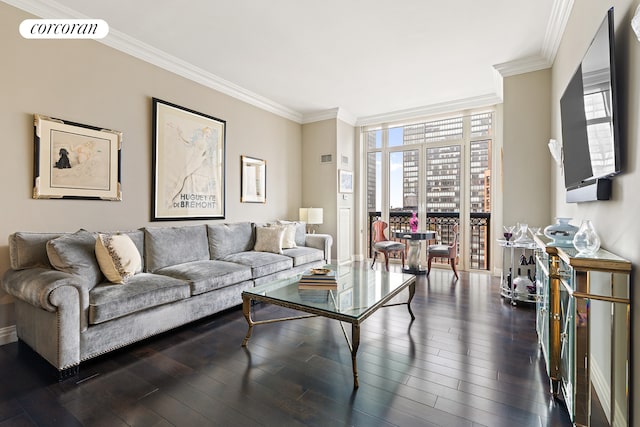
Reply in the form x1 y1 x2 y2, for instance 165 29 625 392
299 207 323 224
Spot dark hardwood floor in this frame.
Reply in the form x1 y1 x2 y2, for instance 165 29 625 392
0 266 573 427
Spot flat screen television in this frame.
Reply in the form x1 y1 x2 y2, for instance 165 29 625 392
560 7 620 202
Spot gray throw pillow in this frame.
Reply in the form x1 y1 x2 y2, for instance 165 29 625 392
9 231 64 270
46 229 103 286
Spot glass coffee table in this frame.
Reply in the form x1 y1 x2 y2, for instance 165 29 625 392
241 265 416 388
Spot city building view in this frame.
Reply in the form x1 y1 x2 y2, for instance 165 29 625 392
365 111 492 269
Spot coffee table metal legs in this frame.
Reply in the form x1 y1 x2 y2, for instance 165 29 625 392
241 297 254 347
337 319 361 388
407 281 416 320
351 324 360 388
241 295 315 347
241 281 415 388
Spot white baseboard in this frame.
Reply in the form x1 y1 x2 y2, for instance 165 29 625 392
0 325 17 346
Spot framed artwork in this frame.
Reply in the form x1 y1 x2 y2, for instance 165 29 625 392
241 155 266 203
338 169 353 193
152 98 225 221
33 114 122 200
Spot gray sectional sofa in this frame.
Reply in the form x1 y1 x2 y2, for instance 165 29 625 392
1 221 332 377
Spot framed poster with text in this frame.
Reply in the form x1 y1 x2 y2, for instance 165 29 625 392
152 98 226 220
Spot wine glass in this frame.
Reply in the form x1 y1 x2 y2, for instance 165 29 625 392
503 225 515 244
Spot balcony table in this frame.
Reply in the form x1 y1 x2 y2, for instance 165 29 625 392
393 230 436 275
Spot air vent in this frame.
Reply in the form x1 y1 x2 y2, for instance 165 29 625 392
321 154 332 163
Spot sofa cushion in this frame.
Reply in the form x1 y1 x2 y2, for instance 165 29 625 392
155 260 252 296
9 231 65 270
95 233 142 284
89 273 190 324
145 225 209 272
207 222 254 259
46 229 103 286
223 251 293 278
282 246 325 267
253 225 284 254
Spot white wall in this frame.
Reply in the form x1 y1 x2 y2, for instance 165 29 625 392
300 118 356 262
301 119 337 254
336 120 355 263
550 0 640 421
502 69 552 230
0 3 303 332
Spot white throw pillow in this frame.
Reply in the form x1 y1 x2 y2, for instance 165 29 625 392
95 233 142 284
253 225 284 254
279 222 297 249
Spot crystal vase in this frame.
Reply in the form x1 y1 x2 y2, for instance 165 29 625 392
543 217 578 247
514 223 532 244
572 220 601 254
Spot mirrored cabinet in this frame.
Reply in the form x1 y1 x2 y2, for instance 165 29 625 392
534 243 554 385
534 236 631 427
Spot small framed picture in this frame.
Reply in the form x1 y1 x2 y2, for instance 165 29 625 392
33 114 122 200
339 169 353 193
152 98 226 221
241 155 266 203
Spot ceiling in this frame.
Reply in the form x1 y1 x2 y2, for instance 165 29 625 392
8 0 573 124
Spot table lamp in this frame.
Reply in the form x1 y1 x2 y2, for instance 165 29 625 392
299 207 323 233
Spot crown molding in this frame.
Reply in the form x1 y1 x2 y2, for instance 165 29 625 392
104 31 303 122
493 55 552 78
4 0 574 127
4 0 304 123
542 0 575 63
355 94 501 127
492 0 573 78
302 107 357 126
2 0 76 18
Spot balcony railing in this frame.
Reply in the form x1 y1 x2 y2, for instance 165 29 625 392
368 211 490 270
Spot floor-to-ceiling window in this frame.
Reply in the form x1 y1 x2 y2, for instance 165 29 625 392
364 109 493 271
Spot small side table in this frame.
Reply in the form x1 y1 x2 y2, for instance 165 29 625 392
393 231 436 275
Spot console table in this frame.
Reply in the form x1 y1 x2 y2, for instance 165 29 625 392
534 235 631 427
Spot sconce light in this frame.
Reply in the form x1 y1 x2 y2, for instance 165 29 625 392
548 138 563 168
632 5 640 41
299 207 323 233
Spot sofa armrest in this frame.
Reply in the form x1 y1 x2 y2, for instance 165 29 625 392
3 268 89 330
304 234 333 264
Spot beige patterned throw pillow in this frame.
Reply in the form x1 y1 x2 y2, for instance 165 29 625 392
95 233 142 284
253 225 285 254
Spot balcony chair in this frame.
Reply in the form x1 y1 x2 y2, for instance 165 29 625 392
371 220 405 271
427 224 459 279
